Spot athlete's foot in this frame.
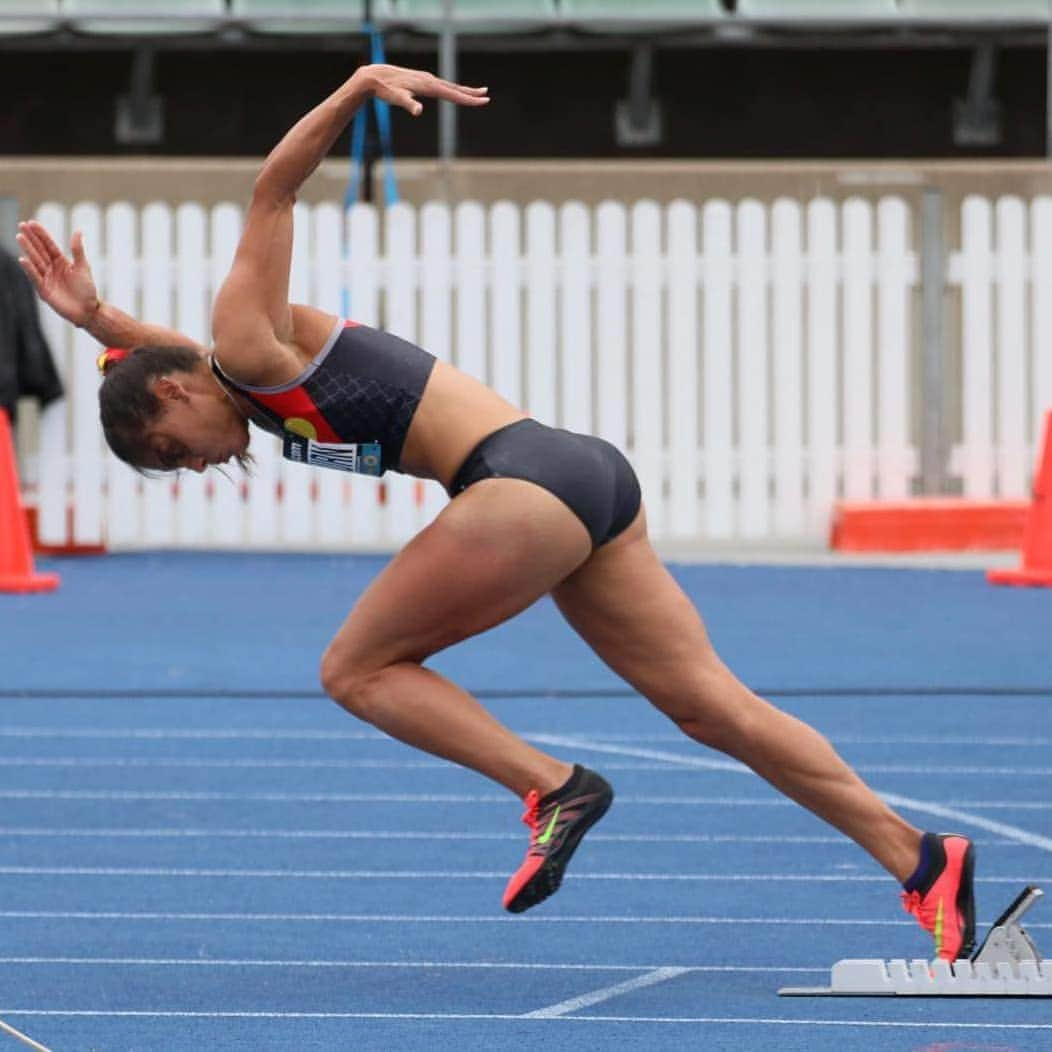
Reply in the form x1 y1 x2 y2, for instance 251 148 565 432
502 764 613 914
900 832 976 961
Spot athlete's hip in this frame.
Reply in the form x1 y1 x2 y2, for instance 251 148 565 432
448 418 642 548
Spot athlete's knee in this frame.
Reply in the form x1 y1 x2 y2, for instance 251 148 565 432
319 645 386 722
666 668 765 757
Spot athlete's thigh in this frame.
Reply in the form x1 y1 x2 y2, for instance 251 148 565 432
551 507 726 710
327 478 593 671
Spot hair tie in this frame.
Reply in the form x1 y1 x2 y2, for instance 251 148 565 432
96 347 129 375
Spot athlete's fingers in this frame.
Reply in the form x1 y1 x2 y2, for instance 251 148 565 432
15 225 48 267
391 89 423 116
17 255 44 290
71 230 87 266
437 81 488 96
428 82 491 107
15 231 48 274
20 220 62 261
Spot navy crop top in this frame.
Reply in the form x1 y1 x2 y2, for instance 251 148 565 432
210 319 436 476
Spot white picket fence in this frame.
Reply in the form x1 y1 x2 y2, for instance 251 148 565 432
27 194 1052 551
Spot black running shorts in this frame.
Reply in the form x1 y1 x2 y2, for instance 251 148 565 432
448 419 642 548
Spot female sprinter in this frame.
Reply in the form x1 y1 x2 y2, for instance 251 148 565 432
17 63 974 961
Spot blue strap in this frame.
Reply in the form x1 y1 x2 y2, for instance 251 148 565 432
345 104 368 211
368 24 400 207
345 23 400 316
345 23 400 210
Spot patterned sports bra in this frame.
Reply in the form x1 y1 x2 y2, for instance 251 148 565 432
210 319 436 477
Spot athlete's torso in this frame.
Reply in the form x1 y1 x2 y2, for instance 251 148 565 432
211 318 436 476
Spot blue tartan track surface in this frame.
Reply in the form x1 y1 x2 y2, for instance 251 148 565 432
1 551 1051 1051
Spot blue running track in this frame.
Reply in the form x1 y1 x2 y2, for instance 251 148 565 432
1 553 1050 1051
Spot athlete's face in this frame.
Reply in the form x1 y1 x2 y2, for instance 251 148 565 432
141 370 250 473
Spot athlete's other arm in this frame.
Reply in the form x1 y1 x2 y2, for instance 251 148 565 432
15 221 207 354
210 64 488 384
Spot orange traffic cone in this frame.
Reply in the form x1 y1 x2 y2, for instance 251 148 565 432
0 409 59 593
988 409 1052 587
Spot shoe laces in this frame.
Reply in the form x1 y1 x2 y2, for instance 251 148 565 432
520 789 541 833
902 888 942 930
901 889 922 917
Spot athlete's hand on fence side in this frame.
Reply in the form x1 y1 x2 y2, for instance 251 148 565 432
16 221 100 328
353 64 489 117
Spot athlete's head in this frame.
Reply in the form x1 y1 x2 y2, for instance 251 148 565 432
97 346 251 473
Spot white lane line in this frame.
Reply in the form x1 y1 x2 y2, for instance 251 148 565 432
2 910 1045 928
0 1018 52 1052
527 734 744 773
522 967 690 1019
534 733 1052 854
0 827 1025 847
0 1011 1049 1030
0 865 1041 884
0 958 824 974
880 791 1052 853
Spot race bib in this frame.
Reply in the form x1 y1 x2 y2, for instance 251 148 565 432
282 433 383 476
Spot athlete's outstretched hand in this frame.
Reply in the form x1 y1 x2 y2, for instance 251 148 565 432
16 220 100 327
355 64 489 117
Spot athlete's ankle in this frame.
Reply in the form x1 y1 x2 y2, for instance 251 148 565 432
530 760 576 800
902 831 936 891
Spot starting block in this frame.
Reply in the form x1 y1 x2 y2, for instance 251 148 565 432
779 885 1052 997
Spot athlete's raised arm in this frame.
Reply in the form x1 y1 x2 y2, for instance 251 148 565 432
210 64 488 383
15 220 206 355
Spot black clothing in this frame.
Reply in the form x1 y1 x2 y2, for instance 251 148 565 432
0 247 63 420
449 418 643 548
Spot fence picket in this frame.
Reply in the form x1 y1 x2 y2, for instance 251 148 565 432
701 201 732 538
490 201 522 408
996 197 1027 498
559 202 591 435
959 196 994 498
595 202 627 450
806 199 837 535
631 201 665 536
667 200 699 538
771 199 804 535
842 198 874 502
876 197 912 501
525 202 557 426
737 199 769 539
454 202 486 384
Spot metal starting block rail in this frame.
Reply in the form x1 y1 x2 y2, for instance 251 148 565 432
779 885 1052 997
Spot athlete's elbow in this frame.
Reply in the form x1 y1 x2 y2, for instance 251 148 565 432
251 171 296 210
